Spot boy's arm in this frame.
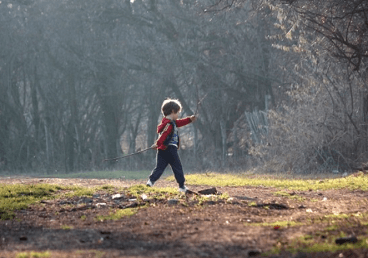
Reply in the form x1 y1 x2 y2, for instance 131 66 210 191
176 116 196 127
155 124 173 147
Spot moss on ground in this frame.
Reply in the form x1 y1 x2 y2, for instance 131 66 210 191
0 183 63 220
16 251 51 258
167 172 368 191
268 234 368 255
273 191 305 201
0 183 118 220
96 208 138 221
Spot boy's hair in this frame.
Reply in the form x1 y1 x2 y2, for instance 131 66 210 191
161 98 182 116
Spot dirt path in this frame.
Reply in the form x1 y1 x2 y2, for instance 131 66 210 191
1 177 368 258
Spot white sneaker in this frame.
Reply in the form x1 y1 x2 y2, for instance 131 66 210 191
179 185 188 192
146 179 154 187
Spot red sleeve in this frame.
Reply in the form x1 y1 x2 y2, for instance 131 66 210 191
175 117 192 128
156 123 173 147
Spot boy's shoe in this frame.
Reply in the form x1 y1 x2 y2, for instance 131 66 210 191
146 179 154 187
179 185 188 193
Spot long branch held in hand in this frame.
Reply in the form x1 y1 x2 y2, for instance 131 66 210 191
103 147 153 162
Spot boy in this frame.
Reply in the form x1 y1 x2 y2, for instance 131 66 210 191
146 98 196 192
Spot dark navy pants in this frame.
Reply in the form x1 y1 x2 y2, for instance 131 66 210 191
149 145 185 187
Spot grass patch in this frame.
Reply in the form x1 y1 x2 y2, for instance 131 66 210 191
168 172 368 191
273 191 305 201
96 208 137 221
16 251 51 258
269 234 368 255
0 183 63 220
46 170 150 180
0 183 118 220
60 225 73 230
126 184 178 199
246 220 305 227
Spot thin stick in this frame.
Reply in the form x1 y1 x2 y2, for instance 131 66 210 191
194 91 210 116
103 146 153 162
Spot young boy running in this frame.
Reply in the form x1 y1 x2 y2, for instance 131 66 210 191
146 98 196 192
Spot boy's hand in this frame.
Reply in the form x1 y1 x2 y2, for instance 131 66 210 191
190 115 197 122
151 144 158 149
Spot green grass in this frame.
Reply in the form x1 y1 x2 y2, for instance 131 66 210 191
0 183 118 220
246 220 305 227
273 191 305 201
126 184 179 199
16 251 51 258
269 234 368 255
96 208 138 221
0 183 63 220
167 172 368 191
46 170 150 180
60 225 73 230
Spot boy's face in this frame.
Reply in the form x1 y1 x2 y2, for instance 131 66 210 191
171 110 180 120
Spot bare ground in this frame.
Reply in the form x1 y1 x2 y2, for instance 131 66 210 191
1 177 368 258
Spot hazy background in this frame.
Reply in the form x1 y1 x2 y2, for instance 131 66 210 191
1 0 368 176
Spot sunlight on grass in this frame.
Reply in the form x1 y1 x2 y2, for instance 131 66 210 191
60 225 73 230
0 183 118 220
166 172 368 191
48 170 150 180
270 234 368 255
96 208 137 221
126 184 178 198
0 183 62 220
245 220 305 227
16 251 51 258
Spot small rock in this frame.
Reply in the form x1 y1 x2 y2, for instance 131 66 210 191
168 199 179 205
141 194 148 200
198 187 217 195
111 194 124 200
123 202 138 208
96 203 107 208
306 209 313 213
128 198 137 202
78 198 93 204
19 236 27 241
204 200 216 205
335 236 358 245
342 172 348 177
322 197 327 201
92 194 101 199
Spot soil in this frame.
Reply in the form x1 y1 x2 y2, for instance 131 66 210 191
1 177 368 258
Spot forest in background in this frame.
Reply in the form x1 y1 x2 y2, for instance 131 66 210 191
1 0 368 174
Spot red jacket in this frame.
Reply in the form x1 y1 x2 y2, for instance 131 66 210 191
155 117 192 150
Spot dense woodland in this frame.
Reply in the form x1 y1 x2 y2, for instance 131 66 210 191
1 0 368 174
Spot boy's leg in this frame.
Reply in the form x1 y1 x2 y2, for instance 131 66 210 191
149 150 169 183
166 146 185 187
